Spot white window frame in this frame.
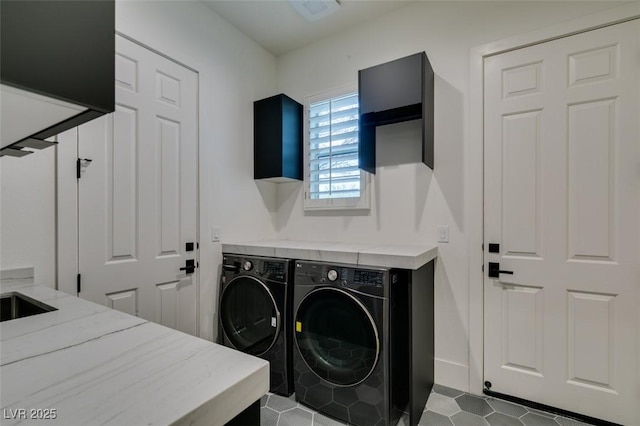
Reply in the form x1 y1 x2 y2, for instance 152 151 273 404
303 84 371 211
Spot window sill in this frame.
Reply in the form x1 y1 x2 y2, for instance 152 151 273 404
303 195 370 212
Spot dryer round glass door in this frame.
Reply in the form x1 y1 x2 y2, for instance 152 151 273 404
294 287 379 386
220 276 280 356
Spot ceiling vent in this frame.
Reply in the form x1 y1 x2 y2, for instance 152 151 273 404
289 0 340 22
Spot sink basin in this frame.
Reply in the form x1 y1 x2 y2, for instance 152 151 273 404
0 292 57 322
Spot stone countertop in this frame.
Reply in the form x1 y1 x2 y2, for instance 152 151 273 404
0 283 269 426
222 240 438 270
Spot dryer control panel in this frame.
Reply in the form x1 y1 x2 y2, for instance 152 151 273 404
263 261 286 281
222 254 289 284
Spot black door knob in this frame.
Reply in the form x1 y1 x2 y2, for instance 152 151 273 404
488 262 513 278
180 259 195 274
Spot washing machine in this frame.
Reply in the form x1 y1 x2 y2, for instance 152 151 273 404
220 254 293 396
292 260 410 426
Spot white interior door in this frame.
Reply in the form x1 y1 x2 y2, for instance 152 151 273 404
484 20 638 425
78 35 199 336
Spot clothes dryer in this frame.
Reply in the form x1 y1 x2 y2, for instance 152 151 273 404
220 254 293 396
293 260 409 426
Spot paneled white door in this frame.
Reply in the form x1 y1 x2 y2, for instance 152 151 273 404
78 35 198 336
484 20 638 425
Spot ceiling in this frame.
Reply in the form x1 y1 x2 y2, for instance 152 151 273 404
202 0 415 57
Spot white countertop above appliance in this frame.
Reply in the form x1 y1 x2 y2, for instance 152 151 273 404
222 239 438 270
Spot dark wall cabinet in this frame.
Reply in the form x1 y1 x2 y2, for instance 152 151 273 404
254 94 303 182
1 0 115 156
358 52 434 172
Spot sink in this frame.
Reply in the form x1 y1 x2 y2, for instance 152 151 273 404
0 292 57 322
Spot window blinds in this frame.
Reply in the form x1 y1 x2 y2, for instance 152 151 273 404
308 92 360 199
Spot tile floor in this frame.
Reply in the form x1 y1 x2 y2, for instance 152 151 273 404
260 384 593 426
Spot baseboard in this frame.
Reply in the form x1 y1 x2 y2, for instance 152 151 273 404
483 390 622 426
434 358 469 392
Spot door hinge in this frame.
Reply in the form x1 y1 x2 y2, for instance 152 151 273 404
76 158 92 179
482 264 484 272
77 273 81 294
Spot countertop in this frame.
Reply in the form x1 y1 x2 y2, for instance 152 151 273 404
0 282 269 426
222 240 438 270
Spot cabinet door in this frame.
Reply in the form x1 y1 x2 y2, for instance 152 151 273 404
359 53 423 114
254 94 302 181
357 52 433 172
1 0 114 112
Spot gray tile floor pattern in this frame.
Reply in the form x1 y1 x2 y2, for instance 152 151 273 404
260 384 593 426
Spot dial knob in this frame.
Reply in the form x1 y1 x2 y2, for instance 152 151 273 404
327 269 338 282
242 261 253 271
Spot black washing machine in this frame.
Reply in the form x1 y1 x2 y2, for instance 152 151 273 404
220 254 293 396
293 260 410 426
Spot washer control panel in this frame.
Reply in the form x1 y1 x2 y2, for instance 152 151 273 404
354 270 385 287
295 261 389 297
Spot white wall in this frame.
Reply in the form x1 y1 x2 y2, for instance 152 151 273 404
0 148 56 287
274 1 626 391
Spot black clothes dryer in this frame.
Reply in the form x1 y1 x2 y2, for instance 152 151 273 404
220 254 294 396
293 261 410 426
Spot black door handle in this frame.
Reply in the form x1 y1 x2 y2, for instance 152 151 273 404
488 262 513 278
180 259 195 274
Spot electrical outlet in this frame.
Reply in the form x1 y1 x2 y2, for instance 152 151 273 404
211 226 221 242
437 226 449 243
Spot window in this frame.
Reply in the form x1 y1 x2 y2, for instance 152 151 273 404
304 86 370 210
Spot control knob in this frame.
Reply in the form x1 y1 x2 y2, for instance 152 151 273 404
327 269 338 282
242 261 253 271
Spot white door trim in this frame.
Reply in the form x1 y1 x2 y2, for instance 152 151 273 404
467 2 640 395
56 128 79 296
56 33 201 336
116 31 198 74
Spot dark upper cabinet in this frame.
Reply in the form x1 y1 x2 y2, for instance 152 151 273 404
1 0 115 156
254 94 303 182
358 52 434 173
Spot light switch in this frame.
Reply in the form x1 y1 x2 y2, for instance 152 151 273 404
211 226 221 242
437 225 449 243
